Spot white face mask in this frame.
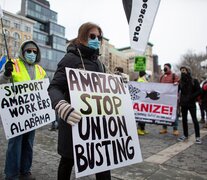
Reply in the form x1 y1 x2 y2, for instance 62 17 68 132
24 51 37 64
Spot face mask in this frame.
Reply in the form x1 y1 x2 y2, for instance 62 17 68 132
164 67 168 73
24 51 37 64
87 38 100 50
181 73 189 82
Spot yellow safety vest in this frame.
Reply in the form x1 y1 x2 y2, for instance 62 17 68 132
11 58 46 82
137 77 146 82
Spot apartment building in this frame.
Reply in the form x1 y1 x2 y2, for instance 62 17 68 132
19 0 67 80
0 10 35 58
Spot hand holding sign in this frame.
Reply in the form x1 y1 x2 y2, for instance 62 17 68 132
55 100 82 126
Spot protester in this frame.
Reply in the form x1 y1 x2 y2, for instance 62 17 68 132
201 80 207 128
0 40 46 180
159 63 180 136
47 22 111 180
199 79 206 123
178 66 202 144
137 70 149 135
198 98 205 123
114 67 129 83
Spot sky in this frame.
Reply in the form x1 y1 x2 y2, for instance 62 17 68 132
0 0 207 67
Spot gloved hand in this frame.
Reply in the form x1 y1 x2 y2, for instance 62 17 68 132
4 61 14 77
55 100 82 126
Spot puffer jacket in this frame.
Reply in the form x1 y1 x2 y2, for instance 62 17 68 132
48 43 105 158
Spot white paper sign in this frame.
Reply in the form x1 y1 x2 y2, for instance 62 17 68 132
0 78 56 139
66 68 142 178
128 81 178 126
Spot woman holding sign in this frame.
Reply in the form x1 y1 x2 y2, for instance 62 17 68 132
48 22 111 180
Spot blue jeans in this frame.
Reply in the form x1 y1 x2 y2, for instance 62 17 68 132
4 130 35 179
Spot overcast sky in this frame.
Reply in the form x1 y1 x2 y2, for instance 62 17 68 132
1 0 207 67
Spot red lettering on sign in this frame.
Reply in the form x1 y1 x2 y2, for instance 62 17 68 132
133 102 173 115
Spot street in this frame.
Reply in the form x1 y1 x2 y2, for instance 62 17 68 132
0 118 207 180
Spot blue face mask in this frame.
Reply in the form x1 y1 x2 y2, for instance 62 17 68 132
87 38 100 50
24 51 37 64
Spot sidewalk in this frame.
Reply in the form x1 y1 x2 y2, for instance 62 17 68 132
0 118 207 180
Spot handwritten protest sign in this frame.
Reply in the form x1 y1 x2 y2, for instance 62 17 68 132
128 81 178 126
66 68 142 178
0 78 56 139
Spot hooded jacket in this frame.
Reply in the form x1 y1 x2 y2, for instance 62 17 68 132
0 40 45 84
48 43 105 158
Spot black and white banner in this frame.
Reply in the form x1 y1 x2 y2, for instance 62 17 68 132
128 81 178 126
122 0 161 54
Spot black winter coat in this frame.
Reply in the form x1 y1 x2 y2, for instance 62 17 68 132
48 44 105 158
179 78 201 107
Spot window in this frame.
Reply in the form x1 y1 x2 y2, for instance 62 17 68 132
13 32 20 40
25 26 31 32
3 19 10 27
24 35 27 40
4 29 10 37
14 23 20 30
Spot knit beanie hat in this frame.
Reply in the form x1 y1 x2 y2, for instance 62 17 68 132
139 71 146 77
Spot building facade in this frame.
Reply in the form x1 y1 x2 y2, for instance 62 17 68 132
100 39 158 81
118 43 156 81
19 0 67 80
1 1 159 81
0 10 35 58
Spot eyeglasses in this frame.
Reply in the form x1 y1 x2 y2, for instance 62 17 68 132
25 49 37 54
89 34 102 41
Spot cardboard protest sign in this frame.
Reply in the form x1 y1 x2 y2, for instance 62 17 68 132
66 68 142 178
0 78 56 139
128 81 178 126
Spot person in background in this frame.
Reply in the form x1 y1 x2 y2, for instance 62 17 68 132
197 94 205 123
137 70 149 135
177 66 202 144
159 63 180 136
199 79 206 123
0 40 46 180
114 67 129 83
201 80 207 128
47 22 111 180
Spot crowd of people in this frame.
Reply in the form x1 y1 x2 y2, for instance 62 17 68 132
135 63 206 145
0 21 206 180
